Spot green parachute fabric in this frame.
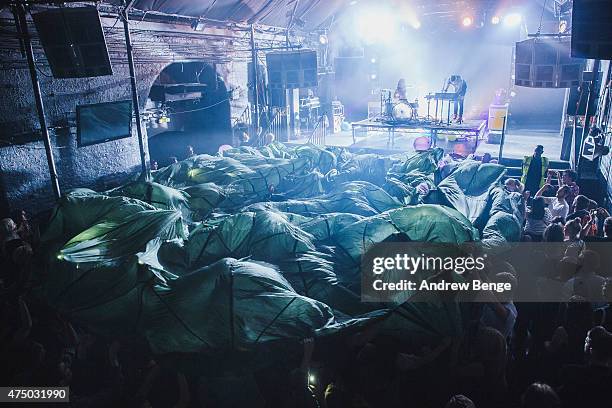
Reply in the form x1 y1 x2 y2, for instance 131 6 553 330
108 181 190 214
45 252 342 353
38 142 531 357
59 209 185 263
244 181 402 217
332 204 479 265
384 148 443 204
437 160 506 223
41 190 156 243
185 211 317 267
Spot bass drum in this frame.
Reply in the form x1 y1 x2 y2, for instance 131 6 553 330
392 102 415 121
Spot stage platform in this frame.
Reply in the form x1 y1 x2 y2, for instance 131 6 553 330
290 122 567 162
350 118 487 150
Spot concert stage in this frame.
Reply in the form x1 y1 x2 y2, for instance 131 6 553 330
351 118 487 150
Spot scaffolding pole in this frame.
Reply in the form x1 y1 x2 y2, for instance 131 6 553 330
14 3 61 199
122 1 149 178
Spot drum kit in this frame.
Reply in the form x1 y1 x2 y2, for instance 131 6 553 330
380 88 420 123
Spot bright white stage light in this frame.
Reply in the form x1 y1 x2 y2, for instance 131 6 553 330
504 13 522 27
491 15 501 25
370 57 377 64
462 16 473 27
370 73 377 80
318 34 328 45
412 20 421 29
355 7 397 44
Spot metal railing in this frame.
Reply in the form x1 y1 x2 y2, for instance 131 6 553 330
232 105 251 141
255 107 285 147
307 115 328 146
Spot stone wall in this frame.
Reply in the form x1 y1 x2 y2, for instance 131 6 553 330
0 60 164 216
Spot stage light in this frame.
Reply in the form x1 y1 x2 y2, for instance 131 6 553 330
318 34 328 45
355 7 397 44
559 19 568 33
462 16 473 27
370 57 376 64
412 20 421 29
510 90 517 97
370 73 377 80
504 13 522 27
491 15 501 25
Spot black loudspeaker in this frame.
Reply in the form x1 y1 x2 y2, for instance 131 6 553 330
269 88 286 107
571 0 612 59
515 37 584 88
32 7 112 78
266 50 318 89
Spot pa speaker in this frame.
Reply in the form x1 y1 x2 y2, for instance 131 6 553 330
515 37 584 88
32 7 112 78
571 0 612 59
266 50 318 89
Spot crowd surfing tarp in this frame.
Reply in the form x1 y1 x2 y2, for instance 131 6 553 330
39 143 523 354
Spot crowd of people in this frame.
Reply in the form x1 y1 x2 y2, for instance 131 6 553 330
2 144 612 408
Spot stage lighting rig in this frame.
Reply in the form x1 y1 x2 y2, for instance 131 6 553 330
504 13 522 27
462 16 474 27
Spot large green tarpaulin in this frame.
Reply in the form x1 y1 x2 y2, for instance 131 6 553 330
39 145 523 355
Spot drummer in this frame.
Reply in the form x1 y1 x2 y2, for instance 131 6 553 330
394 78 408 102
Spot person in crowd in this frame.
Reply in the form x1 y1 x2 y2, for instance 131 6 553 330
557 169 580 211
264 132 276 145
566 195 590 222
563 250 606 304
596 208 611 236
185 145 195 159
534 184 570 220
593 279 612 331
543 223 565 242
1 218 30 293
150 160 159 171
521 382 560 408
481 272 518 341
521 145 549 197
12 209 35 245
584 217 612 242
563 218 585 258
505 178 523 193
524 197 552 240
238 131 250 147
558 326 612 407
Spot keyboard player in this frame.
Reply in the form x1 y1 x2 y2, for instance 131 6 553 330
443 74 467 123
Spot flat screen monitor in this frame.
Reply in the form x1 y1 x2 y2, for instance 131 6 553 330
77 100 132 147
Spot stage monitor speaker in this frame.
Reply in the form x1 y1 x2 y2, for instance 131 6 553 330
571 0 612 59
515 37 584 88
32 7 112 78
266 50 318 90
